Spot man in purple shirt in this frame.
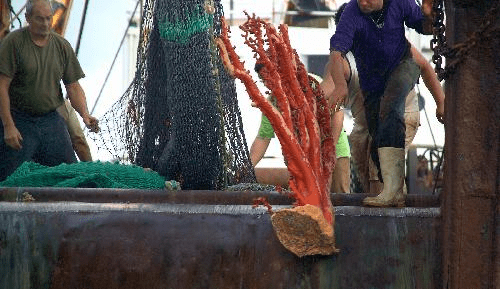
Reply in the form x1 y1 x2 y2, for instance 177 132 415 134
328 0 433 207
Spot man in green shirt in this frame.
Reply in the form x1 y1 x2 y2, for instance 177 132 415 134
0 0 99 181
249 63 351 193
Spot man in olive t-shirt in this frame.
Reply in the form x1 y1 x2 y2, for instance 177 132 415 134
0 0 99 181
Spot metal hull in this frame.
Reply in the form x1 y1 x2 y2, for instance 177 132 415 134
0 188 440 289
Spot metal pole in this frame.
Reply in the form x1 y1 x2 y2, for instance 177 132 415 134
0 0 10 38
229 0 233 26
441 1 500 288
75 0 90 57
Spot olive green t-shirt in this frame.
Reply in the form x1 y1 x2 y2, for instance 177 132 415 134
0 28 85 115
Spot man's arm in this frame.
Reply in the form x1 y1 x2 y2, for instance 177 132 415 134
405 0 433 34
320 61 335 99
411 46 445 123
0 74 23 150
328 51 348 109
249 137 271 167
65 81 100 132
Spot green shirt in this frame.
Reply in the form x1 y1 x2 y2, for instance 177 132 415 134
336 129 350 158
0 28 84 115
256 73 350 158
257 113 351 158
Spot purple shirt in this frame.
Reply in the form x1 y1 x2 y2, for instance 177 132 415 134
330 0 424 92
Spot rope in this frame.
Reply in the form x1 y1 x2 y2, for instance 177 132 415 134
416 82 443 195
8 1 22 28
207 1 229 188
0 3 26 37
432 147 444 195
75 0 90 57
417 83 437 148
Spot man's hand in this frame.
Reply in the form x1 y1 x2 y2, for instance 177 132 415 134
420 0 434 34
329 86 348 110
436 101 444 124
421 0 433 17
3 125 23 150
83 115 100 133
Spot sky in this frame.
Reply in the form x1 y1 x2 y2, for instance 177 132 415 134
7 0 444 164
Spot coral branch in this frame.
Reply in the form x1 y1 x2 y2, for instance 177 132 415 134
252 197 273 214
217 15 335 226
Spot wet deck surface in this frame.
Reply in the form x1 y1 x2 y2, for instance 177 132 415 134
0 188 441 289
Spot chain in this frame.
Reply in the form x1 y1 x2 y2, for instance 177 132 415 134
430 0 500 81
430 0 447 80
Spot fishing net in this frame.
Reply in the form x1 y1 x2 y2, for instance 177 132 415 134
87 0 256 190
0 161 167 189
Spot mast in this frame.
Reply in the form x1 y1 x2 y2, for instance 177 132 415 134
51 0 74 36
0 0 11 39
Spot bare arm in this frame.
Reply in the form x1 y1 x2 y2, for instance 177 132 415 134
320 62 335 100
65 81 100 132
328 51 348 109
320 66 345 147
330 109 344 150
249 137 271 167
411 46 445 123
0 74 23 150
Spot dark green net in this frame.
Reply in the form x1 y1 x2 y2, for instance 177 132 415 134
87 0 256 190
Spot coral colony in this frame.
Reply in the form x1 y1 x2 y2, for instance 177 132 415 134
217 14 338 256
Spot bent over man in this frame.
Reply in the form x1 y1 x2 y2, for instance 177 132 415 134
328 3 445 195
328 0 433 206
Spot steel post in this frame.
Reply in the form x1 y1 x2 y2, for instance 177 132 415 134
441 1 500 288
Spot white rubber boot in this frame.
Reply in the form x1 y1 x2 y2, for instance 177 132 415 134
369 180 383 195
363 147 406 207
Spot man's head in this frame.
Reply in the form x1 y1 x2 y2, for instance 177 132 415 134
26 0 53 38
356 0 384 14
254 62 269 83
254 62 265 75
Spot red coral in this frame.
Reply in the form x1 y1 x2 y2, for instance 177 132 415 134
217 14 336 225
252 197 273 214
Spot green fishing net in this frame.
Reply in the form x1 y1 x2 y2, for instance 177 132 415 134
0 161 167 189
158 4 214 44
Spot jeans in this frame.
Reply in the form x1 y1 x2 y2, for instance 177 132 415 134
0 109 77 181
363 55 421 179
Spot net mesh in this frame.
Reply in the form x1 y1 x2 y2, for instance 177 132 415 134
0 161 167 189
87 0 256 190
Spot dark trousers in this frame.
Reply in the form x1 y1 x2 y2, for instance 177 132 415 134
363 56 420 178
0 110 77 181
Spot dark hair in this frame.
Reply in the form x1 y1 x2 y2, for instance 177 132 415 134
334 3 347 26
254 62 264 74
